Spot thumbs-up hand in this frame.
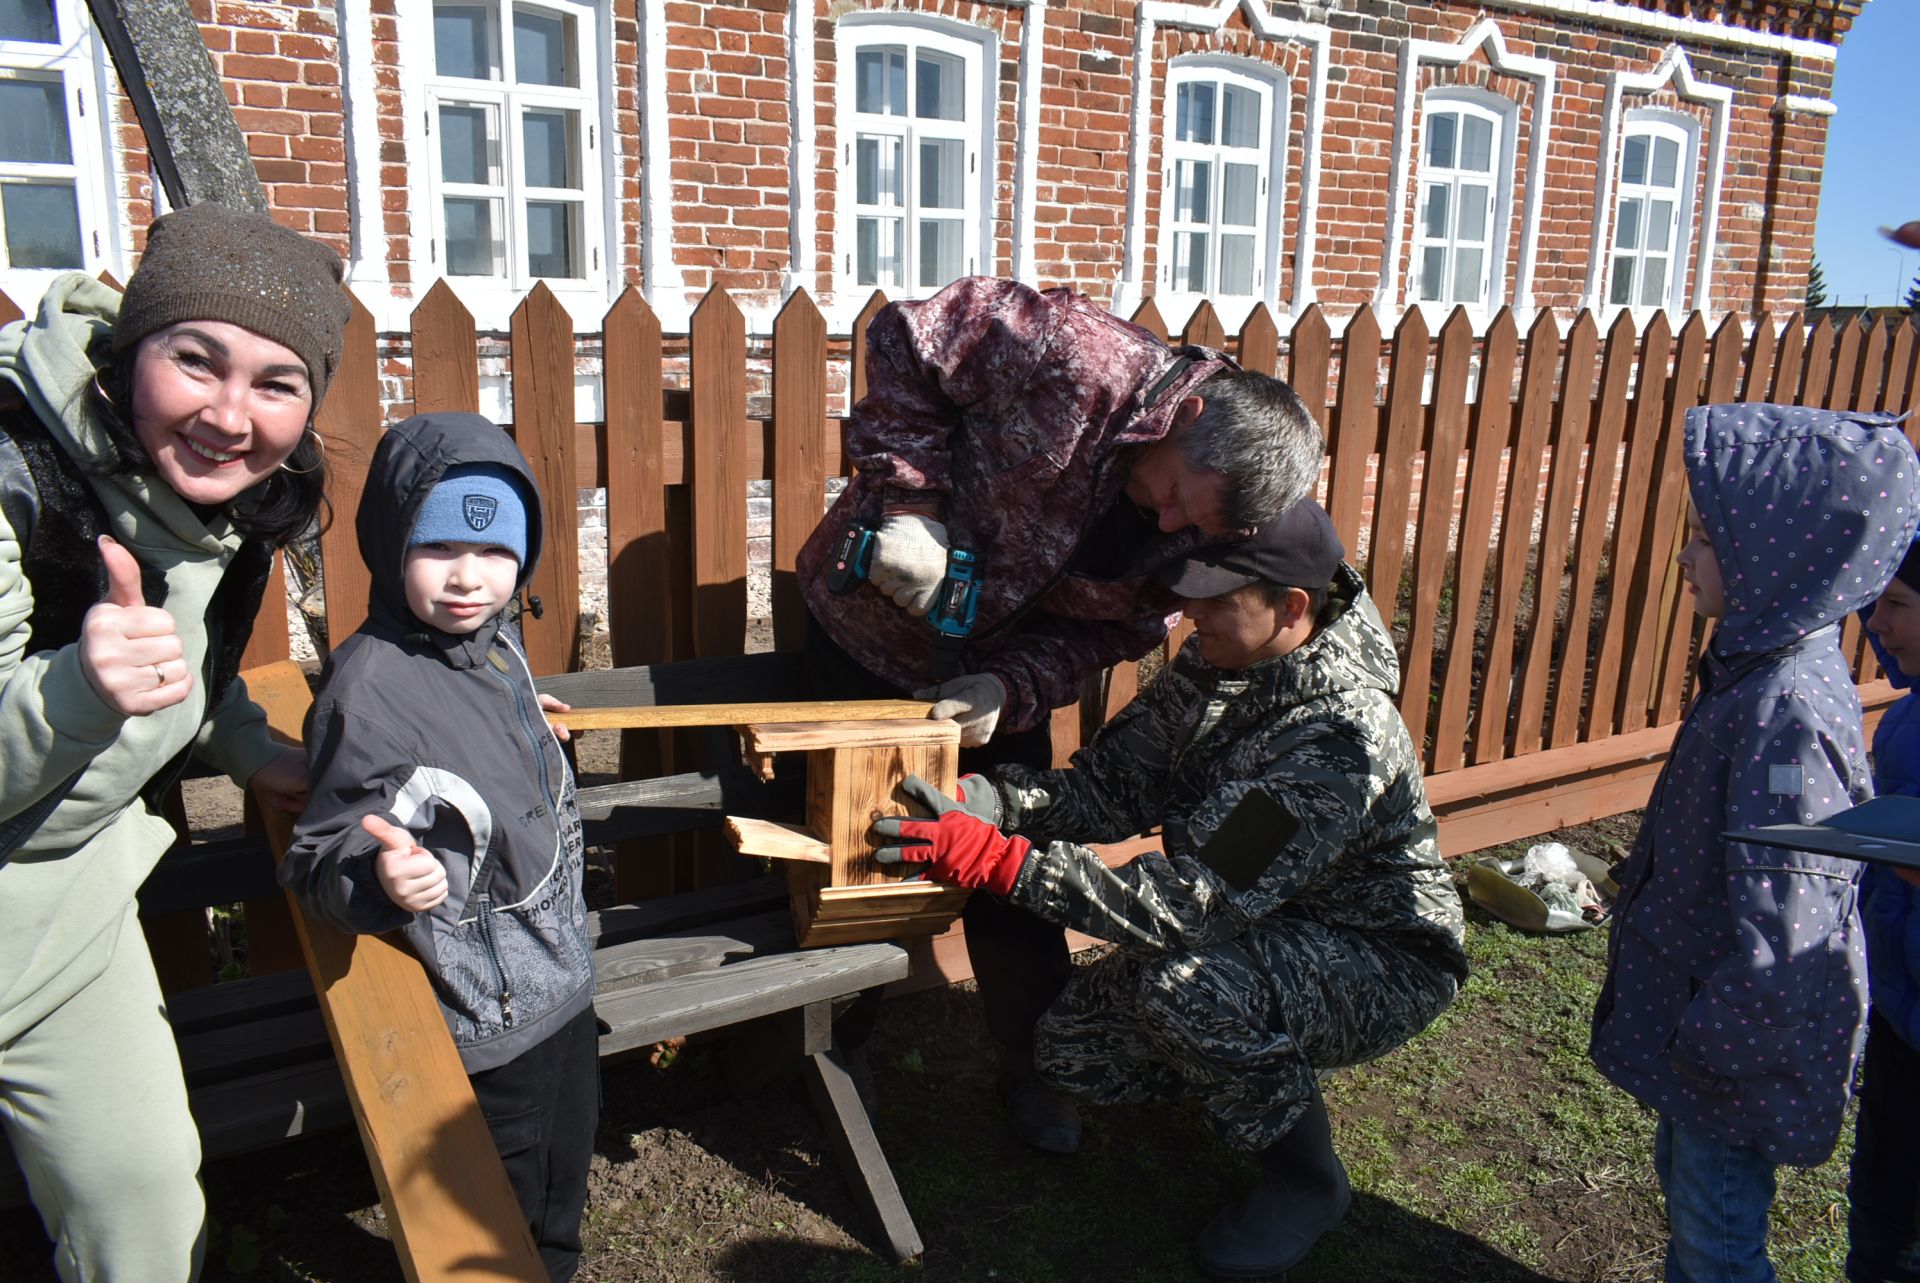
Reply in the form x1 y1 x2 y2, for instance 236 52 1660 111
363 813 448 913
78 536 190 717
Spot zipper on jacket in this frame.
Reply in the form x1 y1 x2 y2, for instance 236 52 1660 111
496 637 560 818
476 894 515 1028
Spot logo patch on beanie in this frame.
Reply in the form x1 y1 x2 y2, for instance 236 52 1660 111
463 494 498 531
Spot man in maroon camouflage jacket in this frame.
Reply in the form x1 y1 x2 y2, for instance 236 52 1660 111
798 276 1323 1154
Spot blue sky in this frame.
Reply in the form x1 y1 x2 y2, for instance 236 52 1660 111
1814 1 1920 307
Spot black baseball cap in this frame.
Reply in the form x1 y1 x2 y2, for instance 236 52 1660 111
1157 499 1345 599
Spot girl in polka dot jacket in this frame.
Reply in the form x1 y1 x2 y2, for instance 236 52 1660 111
1590 403 1920 1283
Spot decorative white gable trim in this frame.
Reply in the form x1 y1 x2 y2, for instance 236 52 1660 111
337 0 386 289
1377 18 1555 324
1482 0 1838 62
1112 0 1329 325
1582 44 1732 315
1012 0 1047 285
784 0 817 301
639 0 690 329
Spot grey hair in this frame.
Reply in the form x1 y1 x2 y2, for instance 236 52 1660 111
1178 369 1325 528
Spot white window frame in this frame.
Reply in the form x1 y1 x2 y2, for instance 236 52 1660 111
833 15 994 303
0 0 113 309
1154 56 1287 332
1409 89 1517 319
398 0 613 327
1603 111 1699 320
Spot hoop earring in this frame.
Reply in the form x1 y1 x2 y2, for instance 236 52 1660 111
90 370 116 409
278 428 325 475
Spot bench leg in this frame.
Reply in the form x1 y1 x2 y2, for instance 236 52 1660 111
795 1002 924 1263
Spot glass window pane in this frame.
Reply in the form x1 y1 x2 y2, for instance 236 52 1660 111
856 48 906 116
1452 247 1484 305
919 138 963 210
1648 199 1673 253
1175 159 1209 224
856 216 900 287
1421 183 1448 240
525 199 579 277
1425 112 1456 169
1652 136 1679 188
1176 82 1215 145
1222 163 1257 226
1420 245 1446 302
1219 234 1254 296
435 4 494 79
1461 115 1493 172
438 103 496 185
444 196 503 276
1614 198 1640 251
521 108 577 189
513 7 575 87
2 182 80 268
918 217 963 288
0 0 57 43
0 78 69 164
916 50 964 121
1640 257 1668 309
1620 134 1647 186
1609 256 1636 306
1221 84 1260 149
1173 231 1207 292
1458 184 1488 243
855 134 901 207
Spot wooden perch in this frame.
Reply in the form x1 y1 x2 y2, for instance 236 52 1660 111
549 699 934 732
724 816 833 864
739 718 961 755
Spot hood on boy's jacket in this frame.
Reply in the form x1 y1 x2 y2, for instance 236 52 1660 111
357 413 544 644
1685 403 1920 659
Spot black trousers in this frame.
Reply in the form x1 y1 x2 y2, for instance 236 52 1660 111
1849 1008 1920 1283
805 612 1072 1065
468 1005 602 1283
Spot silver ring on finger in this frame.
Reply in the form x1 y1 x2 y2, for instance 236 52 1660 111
152 662 165 688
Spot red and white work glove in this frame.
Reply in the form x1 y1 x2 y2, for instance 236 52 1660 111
916 672 1006 747
868 513 950 616
871 774 1029 895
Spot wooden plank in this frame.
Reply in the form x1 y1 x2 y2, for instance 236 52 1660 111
800 1044 924 1262
1239 303 1280 374
536 651 807 707
1826 314 1865 410
1398 307 1470 737
1129 296 1169 343
1368 308 1427 612
848 290 890 419
1740 315 1779 404
744 717 959 754
409 280 481 415
1431 309 1515 773
238 549 290 670
1435 760 1665 858
1050 696 1081 769
587 874 789 946
558 699 932 732
690 287 749 659
1799 315 1835 407
805 739 958 896
1587 312 1672 741
772 290 828 651
1512 310 1597 756
1771 312 1807 404
1880 319 1917 415
0 289 22 327
1325 306 1380 561
1550 310 1637 749
1472 307 1559 765
316 291 380 648
509 283 581 676
1853 315 1890 412
591 911 790 993
1286 304 1333 500
724 816 832 864
573 770 802 847
1181 299 1226 350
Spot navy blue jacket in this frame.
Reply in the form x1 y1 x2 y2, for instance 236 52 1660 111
1859 612 1920 1048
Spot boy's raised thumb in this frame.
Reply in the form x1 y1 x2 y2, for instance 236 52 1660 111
98 536 145 610
361 813 415 853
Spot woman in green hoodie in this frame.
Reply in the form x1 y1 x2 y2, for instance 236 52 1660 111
0 202 349 1282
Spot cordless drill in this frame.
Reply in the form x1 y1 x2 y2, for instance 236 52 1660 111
826 519 981 678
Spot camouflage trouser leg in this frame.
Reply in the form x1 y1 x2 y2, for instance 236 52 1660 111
1036 921 1458 1152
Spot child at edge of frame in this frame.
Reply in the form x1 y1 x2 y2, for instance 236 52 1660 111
1587 402 1920 1283
278 411 597 1282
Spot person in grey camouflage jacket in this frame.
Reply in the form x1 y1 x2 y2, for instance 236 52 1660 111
874 501 1467 1280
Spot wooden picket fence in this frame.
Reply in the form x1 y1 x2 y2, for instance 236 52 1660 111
10 277 1915 987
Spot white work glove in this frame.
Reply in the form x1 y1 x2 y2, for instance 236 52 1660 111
869 513 950 616
916 673 1007 747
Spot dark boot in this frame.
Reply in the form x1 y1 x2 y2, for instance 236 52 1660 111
999 1058 1082 1155
1194 1089 1351 1279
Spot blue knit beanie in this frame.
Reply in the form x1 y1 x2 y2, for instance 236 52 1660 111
409 464 530 562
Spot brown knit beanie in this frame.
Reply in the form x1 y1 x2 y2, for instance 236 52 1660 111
113 202 351 407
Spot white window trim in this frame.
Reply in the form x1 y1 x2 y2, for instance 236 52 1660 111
1582 44 1731 318
832 14 996 310
1600 112 1699 320
1153 55 1287 334
396 0 617 331
1408 89 1515 322
0 0 115 312
1378 18 1555 328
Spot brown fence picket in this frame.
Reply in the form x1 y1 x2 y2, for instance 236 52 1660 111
1368 309 1427 630
1129 297 1169 343
238 551 291 669
1325 307 1379 555
848 290 888 415
1239 303 1279 375
1472 308 1559 764
689 287 749 658
1287 304 1333 465
0 289 21 327
509 284 581 676
772 290 828 651
317 291 381 649
410 280 481 416
1398 308 1469 737
1854 316 1890 411
1826 315 1865 411
1513 310 1598 756
1799 316 1835 407
1741 318 1778 404
1552 311 1638 747
1181 300 1226 350
1771 313 1807 403
1880 319 1916 415
1432 309 1517 773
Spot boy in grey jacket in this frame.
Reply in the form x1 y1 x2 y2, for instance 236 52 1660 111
281 412 596 1282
